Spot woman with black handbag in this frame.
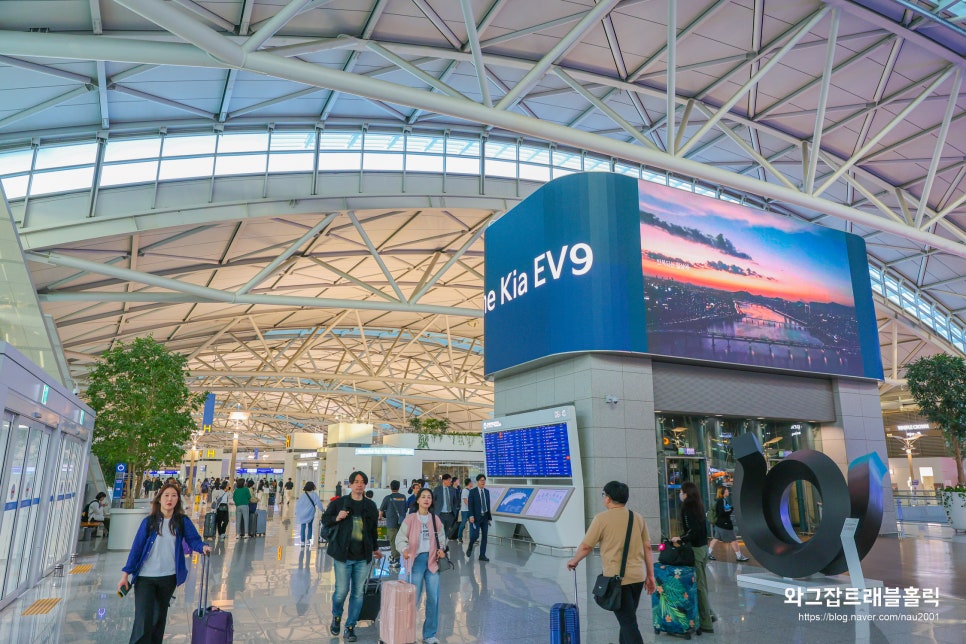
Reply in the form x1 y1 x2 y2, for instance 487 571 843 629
566 481 655 644
671 481 715 634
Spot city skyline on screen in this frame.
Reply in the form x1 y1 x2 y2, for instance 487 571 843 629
639 180 865 377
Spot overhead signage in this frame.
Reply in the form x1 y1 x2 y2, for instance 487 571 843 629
354 447 416 456
202 393 215 433
897 423 929 432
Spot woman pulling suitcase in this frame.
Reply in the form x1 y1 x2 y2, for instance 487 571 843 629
117 483 211 644
395 487 448 644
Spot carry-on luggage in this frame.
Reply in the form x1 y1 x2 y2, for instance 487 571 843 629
357 557 386 622
203 511 217 540
192 553 234 643
378 579 417 644
652 563 698 638
550 568 580 644
250 509 267 536
376 518 389 547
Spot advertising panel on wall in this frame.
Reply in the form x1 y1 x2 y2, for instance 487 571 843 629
483 173 882 380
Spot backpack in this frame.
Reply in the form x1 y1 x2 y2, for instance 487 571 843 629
706 503 718 525
201 480 210 493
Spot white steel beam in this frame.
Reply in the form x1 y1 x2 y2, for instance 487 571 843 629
915 70 963 228
666 0 677 155
494 0 621 112
0 86 93 129
554 70 658 150
804 8 839 194
242 0 319 54
459 0 492 107
237 212 337 295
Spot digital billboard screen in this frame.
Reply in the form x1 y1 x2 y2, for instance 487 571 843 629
639 180 877 378
523 488 573 521
484 422 573 478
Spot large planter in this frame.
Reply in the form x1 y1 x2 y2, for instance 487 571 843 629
107 507 150 551
941 490 966 532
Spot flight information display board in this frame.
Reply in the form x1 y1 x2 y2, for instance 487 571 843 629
484 422 573 478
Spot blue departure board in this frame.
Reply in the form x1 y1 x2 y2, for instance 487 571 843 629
484 422 573 478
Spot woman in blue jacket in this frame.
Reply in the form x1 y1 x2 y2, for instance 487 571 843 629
117 482 211 644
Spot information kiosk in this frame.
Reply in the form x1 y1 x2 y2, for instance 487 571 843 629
483 405 585 548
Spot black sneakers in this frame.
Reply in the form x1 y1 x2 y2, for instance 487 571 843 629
330 616 340 636
344 626 357 642
466 544 474 557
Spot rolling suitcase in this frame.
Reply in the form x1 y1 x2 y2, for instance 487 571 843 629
250 509 267 536
192 553 234 643
652 563 698 638
357 558 385 622
268 492 276 506
550 569 580 644
203 511 217 540
378 579 417 644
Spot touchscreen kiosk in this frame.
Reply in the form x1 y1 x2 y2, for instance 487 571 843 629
495 487 534 515
482 486 507 510
523 488 574 521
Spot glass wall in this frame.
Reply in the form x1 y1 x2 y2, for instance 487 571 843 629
655 413 823 539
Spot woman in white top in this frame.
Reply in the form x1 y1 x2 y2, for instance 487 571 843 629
211 481 231 538
395 488 447 644
295 481 323 547
118 483 211 644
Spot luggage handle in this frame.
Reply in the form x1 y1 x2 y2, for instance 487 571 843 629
572 567 579 608
367 553 388 579
197 552 210 616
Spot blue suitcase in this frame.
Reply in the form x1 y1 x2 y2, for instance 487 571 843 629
652 563 697 638
550 569 580 644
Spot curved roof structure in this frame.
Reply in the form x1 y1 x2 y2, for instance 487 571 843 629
1 0 964 448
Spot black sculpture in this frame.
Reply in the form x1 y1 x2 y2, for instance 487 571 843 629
732 433 886 578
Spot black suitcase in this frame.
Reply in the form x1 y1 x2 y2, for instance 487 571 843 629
550 569 580 644
203 511 217 540
357 558 385 622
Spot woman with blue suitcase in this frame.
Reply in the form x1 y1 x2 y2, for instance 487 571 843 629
670 481 714 635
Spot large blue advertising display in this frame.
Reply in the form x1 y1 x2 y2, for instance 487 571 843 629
484 173 882 380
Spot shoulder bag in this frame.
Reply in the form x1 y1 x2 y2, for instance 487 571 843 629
429 511 453 571
592 511 635 611
658 537 695 566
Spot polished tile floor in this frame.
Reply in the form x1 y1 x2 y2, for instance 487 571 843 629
0 501 963 643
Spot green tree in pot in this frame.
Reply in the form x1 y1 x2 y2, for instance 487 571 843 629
84 336 206 509
409 416 450 449
904 353 966 490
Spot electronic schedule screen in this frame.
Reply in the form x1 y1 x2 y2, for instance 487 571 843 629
484 422 573 478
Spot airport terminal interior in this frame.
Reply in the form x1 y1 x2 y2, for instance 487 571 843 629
1 0 966 642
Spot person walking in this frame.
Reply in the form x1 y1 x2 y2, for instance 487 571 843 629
671 481 714 634
455 478 472 543
466 474 492 561
395 487 447 644
232 478 252 539
322 471 382 642
211 481 230 538
432 473 460 540
378 480 408 568
296 481 323 547
284 477 294 504
117 483 211 644
567 481 655 644
708 486 749 562
334 480 343 497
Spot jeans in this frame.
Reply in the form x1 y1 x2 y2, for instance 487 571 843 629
129 574 177 644
455 510 469 541
614 581 645 644
300 519 313 544
332 558 369 627
692 544 713 629
408 552 440 640
235 505 249 537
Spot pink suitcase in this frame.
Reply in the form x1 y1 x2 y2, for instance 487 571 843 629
378 580 417 644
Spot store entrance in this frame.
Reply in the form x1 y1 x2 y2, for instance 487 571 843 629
660 456 709 537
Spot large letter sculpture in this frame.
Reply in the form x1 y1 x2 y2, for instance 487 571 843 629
732 433 886 578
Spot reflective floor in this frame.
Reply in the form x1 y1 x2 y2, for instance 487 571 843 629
0 500 963 643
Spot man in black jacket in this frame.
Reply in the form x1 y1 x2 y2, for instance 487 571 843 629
322 471 382 642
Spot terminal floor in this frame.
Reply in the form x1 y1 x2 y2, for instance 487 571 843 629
0 502 963 643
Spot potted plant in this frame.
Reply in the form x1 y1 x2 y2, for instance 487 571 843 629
83 336 206 549
409 416 450 449
904 354 966 488
940 485 966 532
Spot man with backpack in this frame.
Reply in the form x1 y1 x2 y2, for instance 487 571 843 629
378 480 408 568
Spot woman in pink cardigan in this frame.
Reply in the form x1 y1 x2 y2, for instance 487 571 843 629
395 487 447 644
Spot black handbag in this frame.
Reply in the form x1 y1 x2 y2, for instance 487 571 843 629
658 537 695 566
592 511 635 611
